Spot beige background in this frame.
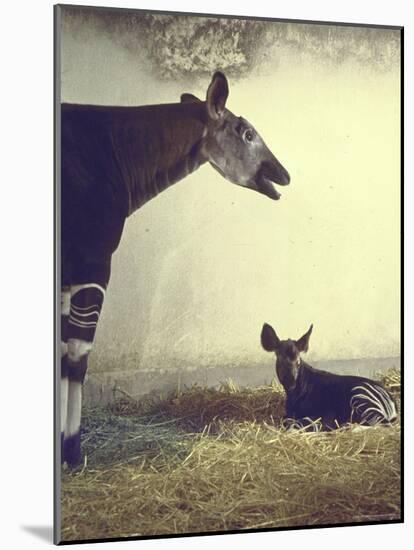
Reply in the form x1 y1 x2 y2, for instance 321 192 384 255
60 11 401 376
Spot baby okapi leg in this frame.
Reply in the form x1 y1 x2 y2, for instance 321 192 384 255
61 287 71 461
63 284 105 467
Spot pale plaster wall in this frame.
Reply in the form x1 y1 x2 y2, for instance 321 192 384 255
60 9 401 379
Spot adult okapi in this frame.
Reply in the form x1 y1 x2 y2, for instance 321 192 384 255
261 323 397 430
60 72 290 467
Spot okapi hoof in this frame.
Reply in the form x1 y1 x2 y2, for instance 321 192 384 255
63 432 82 468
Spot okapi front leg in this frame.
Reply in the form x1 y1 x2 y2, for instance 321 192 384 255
61 287 71 461
64 284 105 467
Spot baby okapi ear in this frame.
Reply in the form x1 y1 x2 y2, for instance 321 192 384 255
295 324 313 353
180 93 202 104
206 71 229 120
261 323 280 352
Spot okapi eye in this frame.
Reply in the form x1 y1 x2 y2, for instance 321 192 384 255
244 129 254 143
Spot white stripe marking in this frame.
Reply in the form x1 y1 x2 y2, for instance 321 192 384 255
67 339 93 362
65 381 82 438
68 319 98 329
71 283 106 297
350 382 396 424
61 289 71 316
70 303 101 312
70 309 100 318
61 341 68 357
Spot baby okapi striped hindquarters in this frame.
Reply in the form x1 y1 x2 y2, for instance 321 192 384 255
60 72 291 467
260 323 397 430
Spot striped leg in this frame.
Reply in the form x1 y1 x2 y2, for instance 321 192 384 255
350 382 397 425
63 283 105 467
61 287 71 461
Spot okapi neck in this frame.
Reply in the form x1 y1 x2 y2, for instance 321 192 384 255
114 102 209 216
129 138 208 214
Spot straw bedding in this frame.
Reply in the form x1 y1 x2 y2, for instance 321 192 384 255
60 369 401 541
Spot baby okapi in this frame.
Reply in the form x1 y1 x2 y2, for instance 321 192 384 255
261 323 397 430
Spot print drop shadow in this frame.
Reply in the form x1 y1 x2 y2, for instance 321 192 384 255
20 525 53 543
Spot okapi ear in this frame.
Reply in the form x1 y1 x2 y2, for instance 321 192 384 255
181 93 202 104
206 71 229 120
296 324 313 353
261 323 280 352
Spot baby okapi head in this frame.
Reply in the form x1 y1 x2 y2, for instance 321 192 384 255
261 323 313 392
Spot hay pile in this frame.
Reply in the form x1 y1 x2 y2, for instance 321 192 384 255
109 379 286 432
61 372 401 542
379 368 401 396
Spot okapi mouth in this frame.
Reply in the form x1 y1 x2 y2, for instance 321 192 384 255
257 161 290 201
257 175 282 200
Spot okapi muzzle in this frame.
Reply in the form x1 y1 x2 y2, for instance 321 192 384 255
257 156 291 200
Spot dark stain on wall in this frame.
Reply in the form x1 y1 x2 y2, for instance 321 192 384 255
61 6 400 80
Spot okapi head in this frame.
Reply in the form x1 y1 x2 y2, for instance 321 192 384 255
261 323 313 391
181 72 290 200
